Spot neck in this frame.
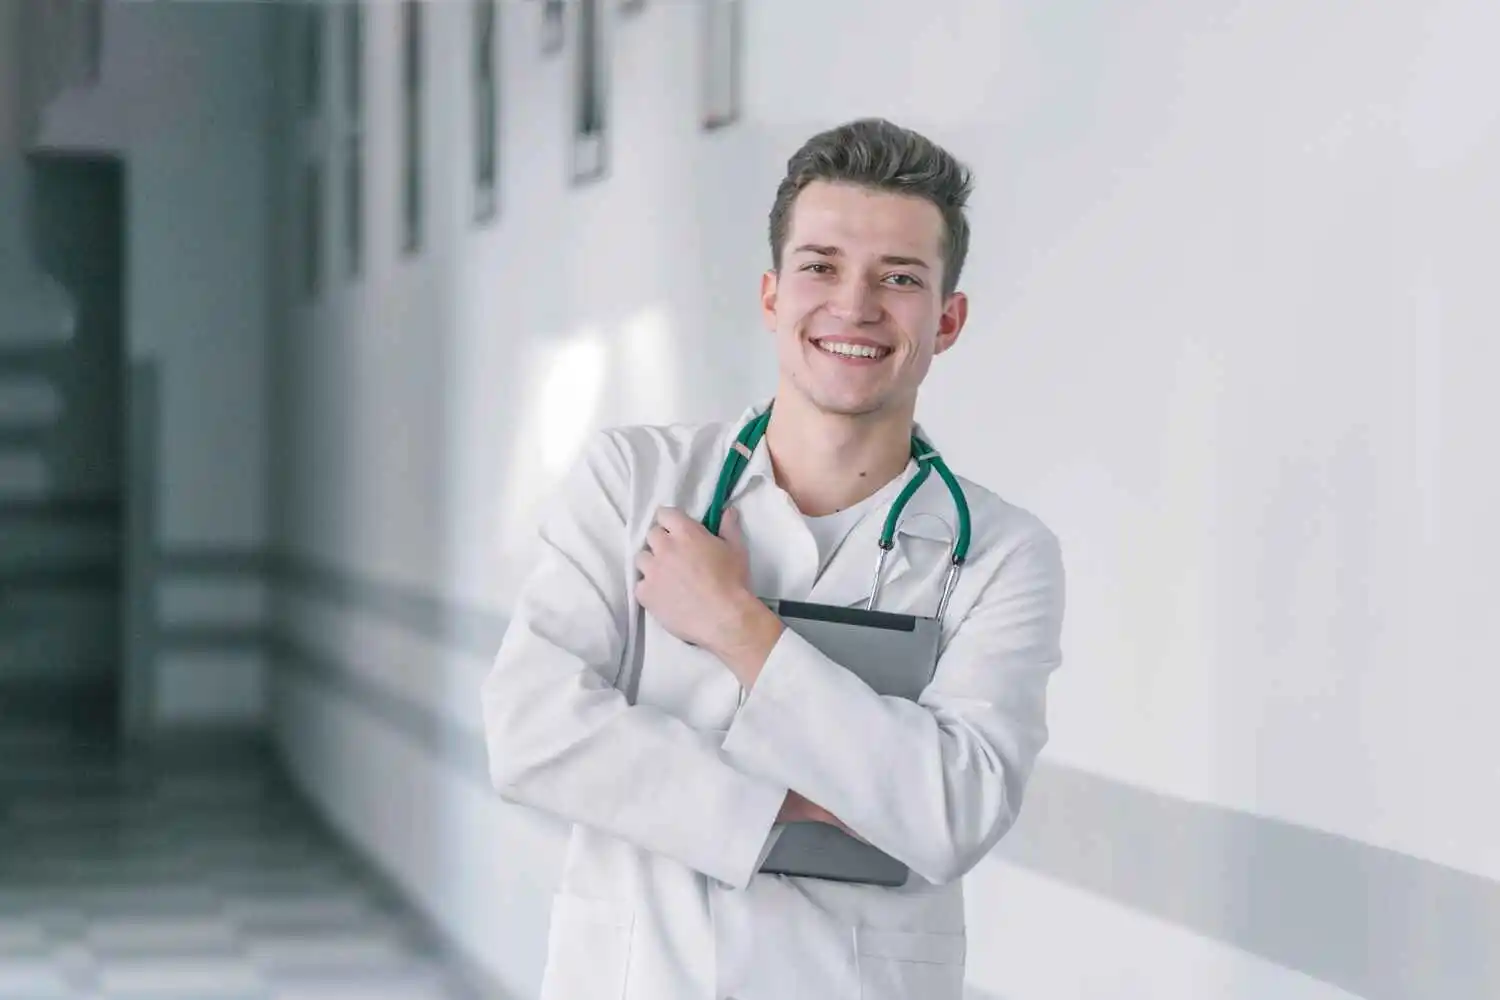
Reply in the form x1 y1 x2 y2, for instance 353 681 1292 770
763 392 915 517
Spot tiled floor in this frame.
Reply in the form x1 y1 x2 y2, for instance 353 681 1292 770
0 717 489 1000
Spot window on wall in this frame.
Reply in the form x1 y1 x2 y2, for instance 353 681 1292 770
401 0 423 255
572 0 607 184
474 0 498 222
344 0 365 277
702 0 741 131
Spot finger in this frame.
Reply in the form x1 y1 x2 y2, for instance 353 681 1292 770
635 550 653 575
655 506 695 533
645 525 670 551
721 506 743 541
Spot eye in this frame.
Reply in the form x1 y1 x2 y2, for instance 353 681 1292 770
885 273 922 288
801 262 833 274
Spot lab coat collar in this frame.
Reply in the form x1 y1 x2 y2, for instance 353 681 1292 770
722 400 948 529
722 399 959 612
721 400 775 504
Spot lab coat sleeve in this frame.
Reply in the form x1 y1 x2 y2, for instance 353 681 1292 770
719 527 1065 886
481 429 787 890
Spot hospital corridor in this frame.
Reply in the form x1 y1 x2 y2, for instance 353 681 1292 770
3 1 1497 999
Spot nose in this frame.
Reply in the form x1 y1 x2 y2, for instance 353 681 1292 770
827 275 881 324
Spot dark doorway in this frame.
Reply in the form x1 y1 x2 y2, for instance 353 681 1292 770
0 152 125 743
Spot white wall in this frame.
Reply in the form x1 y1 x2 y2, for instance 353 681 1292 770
269 1 1500 998
37 0 275 731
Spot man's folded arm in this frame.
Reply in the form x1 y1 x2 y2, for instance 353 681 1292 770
481 429 786 890
721 528 1066 885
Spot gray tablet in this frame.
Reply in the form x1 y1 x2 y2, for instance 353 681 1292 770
753 599 942 887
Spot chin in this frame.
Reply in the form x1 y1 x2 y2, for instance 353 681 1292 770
780 364 897 418
807 389 888 418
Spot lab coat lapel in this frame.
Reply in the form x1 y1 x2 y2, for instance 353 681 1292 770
717 403 820 599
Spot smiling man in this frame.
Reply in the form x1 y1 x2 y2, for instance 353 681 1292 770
482 118 1067 1000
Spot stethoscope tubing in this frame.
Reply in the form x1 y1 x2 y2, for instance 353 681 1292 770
702 402 972 624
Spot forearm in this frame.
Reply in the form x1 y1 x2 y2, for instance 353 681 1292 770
719 533 1065 884
719 631 1005 883
483 617 786 889
707 593 786 691
481 428 788 889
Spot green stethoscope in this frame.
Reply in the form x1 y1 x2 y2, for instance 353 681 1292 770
701 402 973 623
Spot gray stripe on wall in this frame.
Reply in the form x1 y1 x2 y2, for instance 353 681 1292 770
266 628 490 786
271 554 508 660
155 546 506 661
155 624 267 657
166 543 1500 997
152 545 496 781
997 760 1500 999
157 547 274 579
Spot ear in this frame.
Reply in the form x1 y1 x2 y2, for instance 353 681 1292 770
760 269 780 332
934 290 968 355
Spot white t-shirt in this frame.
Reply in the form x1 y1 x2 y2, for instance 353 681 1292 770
800 477 904 577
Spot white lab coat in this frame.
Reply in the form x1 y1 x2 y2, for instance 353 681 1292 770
481 401 1066 1000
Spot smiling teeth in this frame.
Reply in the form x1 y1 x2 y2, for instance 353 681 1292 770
818 341 887 359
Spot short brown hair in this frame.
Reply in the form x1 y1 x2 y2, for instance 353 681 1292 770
768 118 974 298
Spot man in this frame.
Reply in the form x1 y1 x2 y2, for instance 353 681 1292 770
482 118 1066 1000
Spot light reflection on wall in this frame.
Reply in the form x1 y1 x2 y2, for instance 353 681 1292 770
536 330 610 477
489 328 611 582
617 306 679 425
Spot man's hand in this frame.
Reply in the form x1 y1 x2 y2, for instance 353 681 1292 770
635 506 783 686
635 511 853 838
778 790 854 836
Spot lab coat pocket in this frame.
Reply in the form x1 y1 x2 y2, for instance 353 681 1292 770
855 927 966 1000
539 894 634 1000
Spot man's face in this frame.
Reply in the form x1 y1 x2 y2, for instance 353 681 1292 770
761 181 968 420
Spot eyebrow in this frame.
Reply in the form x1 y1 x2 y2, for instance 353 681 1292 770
792 244 931 270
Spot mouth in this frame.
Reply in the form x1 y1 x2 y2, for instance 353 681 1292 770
811 339 893 363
